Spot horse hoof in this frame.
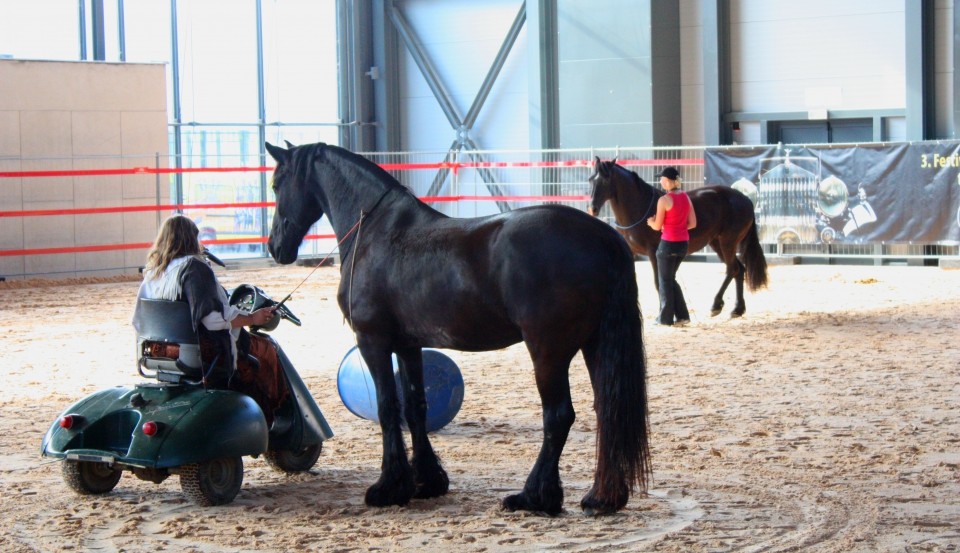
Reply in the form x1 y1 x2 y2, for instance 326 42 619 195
580 491 626 516
502 492 528 512
710 309 722 317
413 471 449 499
502 492 563 516
730 311 744 319
365 477 415 507
412 453 449 499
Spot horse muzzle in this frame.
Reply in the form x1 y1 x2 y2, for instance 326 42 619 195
267 217 307 265
269 243 297 265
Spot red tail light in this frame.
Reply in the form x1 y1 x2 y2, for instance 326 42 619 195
59 414 82 429
142 421 159 436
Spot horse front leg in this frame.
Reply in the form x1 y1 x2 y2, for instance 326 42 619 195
358 338 415 507
503 350 576 516
395 347 449 499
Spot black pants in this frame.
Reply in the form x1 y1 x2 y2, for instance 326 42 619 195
655 239 690 324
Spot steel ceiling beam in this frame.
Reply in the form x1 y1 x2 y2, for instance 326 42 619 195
388 3 463 131
463 3 526 130
386 1 526 211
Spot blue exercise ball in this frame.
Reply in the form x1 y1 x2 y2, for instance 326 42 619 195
336 346 464 432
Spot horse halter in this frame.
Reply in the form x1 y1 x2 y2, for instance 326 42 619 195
280 214 312 239
602 166 659 230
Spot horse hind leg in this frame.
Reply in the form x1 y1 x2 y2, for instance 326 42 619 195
710 245 733 316
711 273 732 317
578 343 629 515
731 258 747 317
358 339 416 507
502 346 577 516
395 347 449 499
711 243 749 318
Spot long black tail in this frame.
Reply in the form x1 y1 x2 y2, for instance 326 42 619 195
739 218 768 291
590 249 651 508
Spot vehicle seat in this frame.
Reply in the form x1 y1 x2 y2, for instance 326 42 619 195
137 298 203 382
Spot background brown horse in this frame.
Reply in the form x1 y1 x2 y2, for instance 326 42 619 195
588 158 768 318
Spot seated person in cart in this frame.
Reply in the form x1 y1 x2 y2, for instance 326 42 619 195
132 214 287 424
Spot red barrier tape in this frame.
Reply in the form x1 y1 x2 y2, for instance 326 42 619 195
0 166 271 178
0 234 336 257
418 195 588 203
0 197 588 218
1 242 153 257
0 202 275 218
1 157 702 256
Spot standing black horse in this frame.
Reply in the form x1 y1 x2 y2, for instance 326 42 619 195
588 158 768 318
266 142 650 516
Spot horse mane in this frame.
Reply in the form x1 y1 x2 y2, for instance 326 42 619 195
313 143 417 199
616 163 664 199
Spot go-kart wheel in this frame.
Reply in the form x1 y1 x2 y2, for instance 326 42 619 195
62 460 123 495
179 457 243 506
263 443 322 473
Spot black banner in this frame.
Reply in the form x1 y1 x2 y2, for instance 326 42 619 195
704 142 960 244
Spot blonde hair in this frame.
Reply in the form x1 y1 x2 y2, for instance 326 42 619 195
145 215 202 278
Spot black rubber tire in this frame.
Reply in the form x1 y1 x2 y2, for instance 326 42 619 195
179 457 243 506
62 460 123 495
263 443 322 473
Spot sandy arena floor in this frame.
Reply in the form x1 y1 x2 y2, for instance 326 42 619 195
0 260 958 552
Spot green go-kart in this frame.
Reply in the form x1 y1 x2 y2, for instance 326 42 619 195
40 284 333 506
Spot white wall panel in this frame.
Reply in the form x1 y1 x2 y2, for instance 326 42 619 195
730 0 905 113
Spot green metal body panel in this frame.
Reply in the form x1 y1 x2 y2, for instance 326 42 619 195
41 383 268 469
271 343 334 451
41 313 334 476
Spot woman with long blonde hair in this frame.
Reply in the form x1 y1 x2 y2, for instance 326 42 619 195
132 215 283 421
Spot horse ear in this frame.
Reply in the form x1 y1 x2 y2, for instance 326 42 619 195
597 157 610 177
265 142 289 165
612 156 619 165
284 140 296 149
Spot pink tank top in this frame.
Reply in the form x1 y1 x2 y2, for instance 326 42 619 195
661 191 691 242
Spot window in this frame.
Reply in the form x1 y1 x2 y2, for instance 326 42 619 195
262 0 339 125
177 0 259 123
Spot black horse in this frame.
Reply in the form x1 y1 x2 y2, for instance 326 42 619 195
265 142 650 516
588 158 768 317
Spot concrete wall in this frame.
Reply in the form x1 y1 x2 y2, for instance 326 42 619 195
0 59 168 280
